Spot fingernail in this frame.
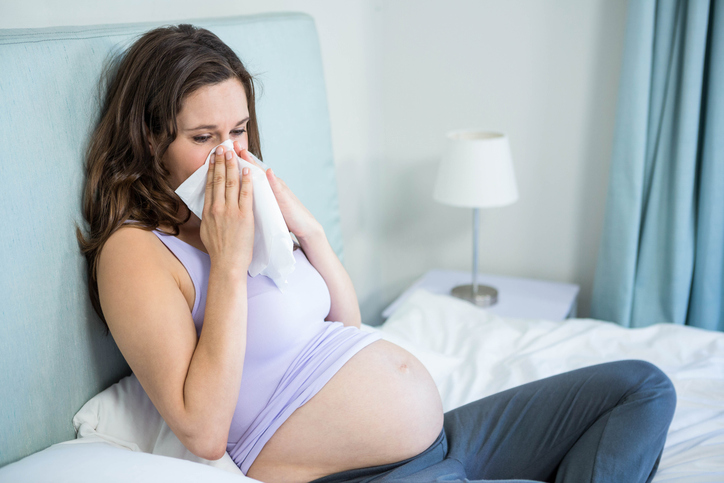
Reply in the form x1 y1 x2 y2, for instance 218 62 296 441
225 151 233 160
242 167 250 175
216 146 224 155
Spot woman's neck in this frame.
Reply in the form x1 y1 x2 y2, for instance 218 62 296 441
161 208 207 254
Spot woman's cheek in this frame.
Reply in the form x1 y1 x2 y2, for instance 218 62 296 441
192 146 211 170
178 150 209 186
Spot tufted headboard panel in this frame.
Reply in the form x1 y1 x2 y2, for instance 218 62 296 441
0 13 342 466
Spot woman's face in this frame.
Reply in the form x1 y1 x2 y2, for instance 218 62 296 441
161 77 250 191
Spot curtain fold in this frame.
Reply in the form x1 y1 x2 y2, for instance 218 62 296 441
591 0 724 331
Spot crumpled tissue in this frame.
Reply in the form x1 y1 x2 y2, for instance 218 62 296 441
175 139 295 291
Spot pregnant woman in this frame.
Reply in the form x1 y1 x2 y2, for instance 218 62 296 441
78 24 676 483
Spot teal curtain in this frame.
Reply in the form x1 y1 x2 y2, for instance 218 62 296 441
591 0 724 331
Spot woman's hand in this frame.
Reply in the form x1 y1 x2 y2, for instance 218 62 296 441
200 145 254 275
234 141 322 241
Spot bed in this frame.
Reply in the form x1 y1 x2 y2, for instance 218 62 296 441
1 12 723 483
3 288 723 482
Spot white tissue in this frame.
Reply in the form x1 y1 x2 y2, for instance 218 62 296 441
175 139 295 291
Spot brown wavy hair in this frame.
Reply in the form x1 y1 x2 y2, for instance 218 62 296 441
77 24 262 334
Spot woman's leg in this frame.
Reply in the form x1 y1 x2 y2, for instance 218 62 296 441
443 360 676 483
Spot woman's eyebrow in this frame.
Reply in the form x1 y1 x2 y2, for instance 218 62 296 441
185 117 249 131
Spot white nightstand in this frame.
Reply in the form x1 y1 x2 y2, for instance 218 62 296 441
382 270 580 321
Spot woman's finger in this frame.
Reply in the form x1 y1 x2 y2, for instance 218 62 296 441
233 140 243 157
267 169 286 191
224 148 240 207
203 147 218 217
233 141 251 162
212 146 226 212
239 166 253 212
236 144 260 167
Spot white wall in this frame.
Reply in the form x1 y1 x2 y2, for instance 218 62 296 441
3 0 628 324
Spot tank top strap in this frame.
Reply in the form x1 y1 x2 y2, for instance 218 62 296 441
150 228 210 337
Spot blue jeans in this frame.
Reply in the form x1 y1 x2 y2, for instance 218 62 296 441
309 360 676 483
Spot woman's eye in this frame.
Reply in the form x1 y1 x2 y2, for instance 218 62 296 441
193 128 245 143
193 129 246 143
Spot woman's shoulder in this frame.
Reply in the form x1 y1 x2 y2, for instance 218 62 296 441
97 223 192 313
108 221 158 246
99 223 166 276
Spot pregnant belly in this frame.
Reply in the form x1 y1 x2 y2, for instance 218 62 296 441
246 339 445 483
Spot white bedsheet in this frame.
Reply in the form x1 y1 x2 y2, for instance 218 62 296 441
376 289 724 483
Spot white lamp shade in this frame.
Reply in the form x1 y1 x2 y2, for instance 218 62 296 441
433 130 519 208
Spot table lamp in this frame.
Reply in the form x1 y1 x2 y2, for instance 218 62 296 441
433 130 519 307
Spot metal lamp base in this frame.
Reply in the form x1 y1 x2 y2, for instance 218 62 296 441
451 284 498 307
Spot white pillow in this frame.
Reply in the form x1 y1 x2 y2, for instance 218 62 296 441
72 373 244 475
0 439 259 483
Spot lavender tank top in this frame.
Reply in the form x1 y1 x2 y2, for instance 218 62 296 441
150 229 381 474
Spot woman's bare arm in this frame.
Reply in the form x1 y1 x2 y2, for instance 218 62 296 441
98 227 247 460
181 261 248 458
298 226 362 329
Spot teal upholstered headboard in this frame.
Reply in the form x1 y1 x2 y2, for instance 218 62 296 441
0 13 343 467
